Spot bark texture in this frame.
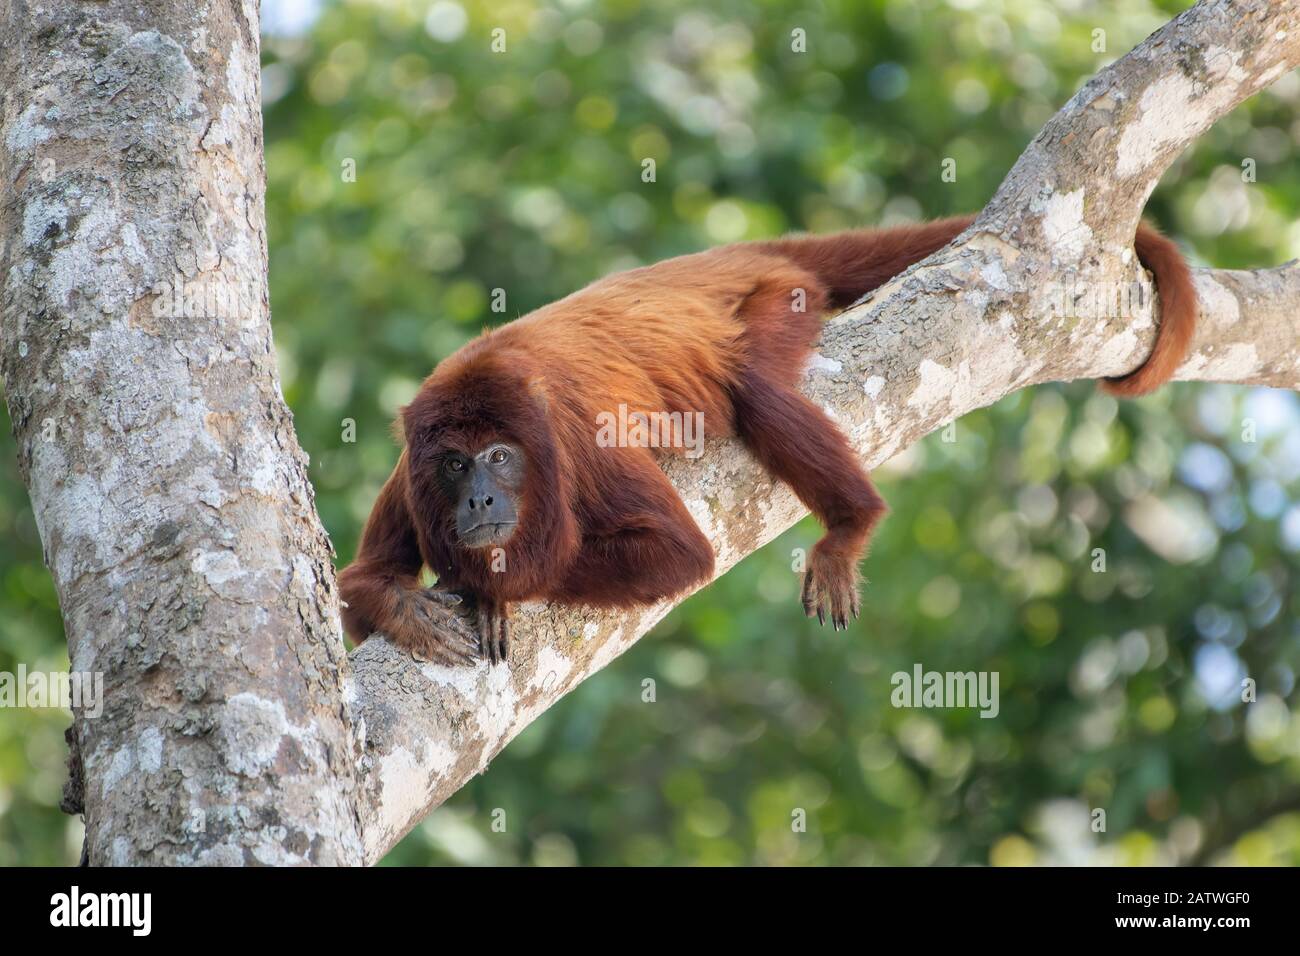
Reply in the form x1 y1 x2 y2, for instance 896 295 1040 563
0 0 1296 865
0 1 363 864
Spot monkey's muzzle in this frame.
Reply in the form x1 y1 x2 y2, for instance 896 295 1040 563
458 520 518 549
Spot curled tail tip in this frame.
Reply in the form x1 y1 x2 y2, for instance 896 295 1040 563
1106 226 1198 397
1100 300 1196 397
1100 370 1165 398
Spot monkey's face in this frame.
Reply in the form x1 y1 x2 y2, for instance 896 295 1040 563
401 357 579 581
437 441 526 549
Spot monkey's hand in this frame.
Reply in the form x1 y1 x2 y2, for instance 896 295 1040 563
473 598 512 666
801 541 861 631
383 587 482 667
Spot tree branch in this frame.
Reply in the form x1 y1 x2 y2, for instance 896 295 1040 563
986 0 1300 249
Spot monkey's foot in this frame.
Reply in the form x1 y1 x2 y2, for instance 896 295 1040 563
801 545 861 631
476 601 511 666
387 588 481 666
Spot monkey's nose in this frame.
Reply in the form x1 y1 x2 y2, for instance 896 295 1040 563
468 495 494 510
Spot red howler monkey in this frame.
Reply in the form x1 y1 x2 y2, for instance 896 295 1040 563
338 215 1197 665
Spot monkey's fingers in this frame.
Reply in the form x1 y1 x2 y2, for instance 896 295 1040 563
829 585 850 632
409 641 466 668
495 615 510 664
800 569 820 620
423 588 464 607
819 565 854 631
804 573 827 627
476 612 496 664
442 636 480 666
408 593 480 661
803 556 861 630
413 603 480 653
397 624 478 667
422 627 479 666
475 608 511 665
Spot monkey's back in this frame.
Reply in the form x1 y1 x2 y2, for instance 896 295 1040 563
457 246 807 439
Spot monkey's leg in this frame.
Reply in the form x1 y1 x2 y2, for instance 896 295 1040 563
731 371 887 629
553 450 715 607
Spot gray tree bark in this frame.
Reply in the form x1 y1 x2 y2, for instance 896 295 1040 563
0 0 1296 865
0 1 363 864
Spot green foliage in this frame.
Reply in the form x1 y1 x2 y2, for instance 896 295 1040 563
2 0 1299 865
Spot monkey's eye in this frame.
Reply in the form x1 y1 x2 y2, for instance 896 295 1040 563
490 448 510 465
445 458 466 474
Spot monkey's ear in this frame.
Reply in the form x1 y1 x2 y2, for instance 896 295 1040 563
524 375 550 412
395 401 426 447
391 411 408 447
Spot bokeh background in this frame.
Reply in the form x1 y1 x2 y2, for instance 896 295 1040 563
3 0 1300 865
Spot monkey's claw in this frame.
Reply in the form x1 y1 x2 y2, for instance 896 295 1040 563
476 602 511 666
801 547 862 631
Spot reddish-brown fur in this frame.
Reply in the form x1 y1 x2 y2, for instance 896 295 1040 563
1103 222 1199 396
339 215 1197 663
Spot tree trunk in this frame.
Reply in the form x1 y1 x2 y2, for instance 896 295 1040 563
0 0 363 864
0 0 1296 865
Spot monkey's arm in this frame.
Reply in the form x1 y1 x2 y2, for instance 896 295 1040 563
731 366 887 628
338 453 481 665
551 449 715 608
726 269 888 629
